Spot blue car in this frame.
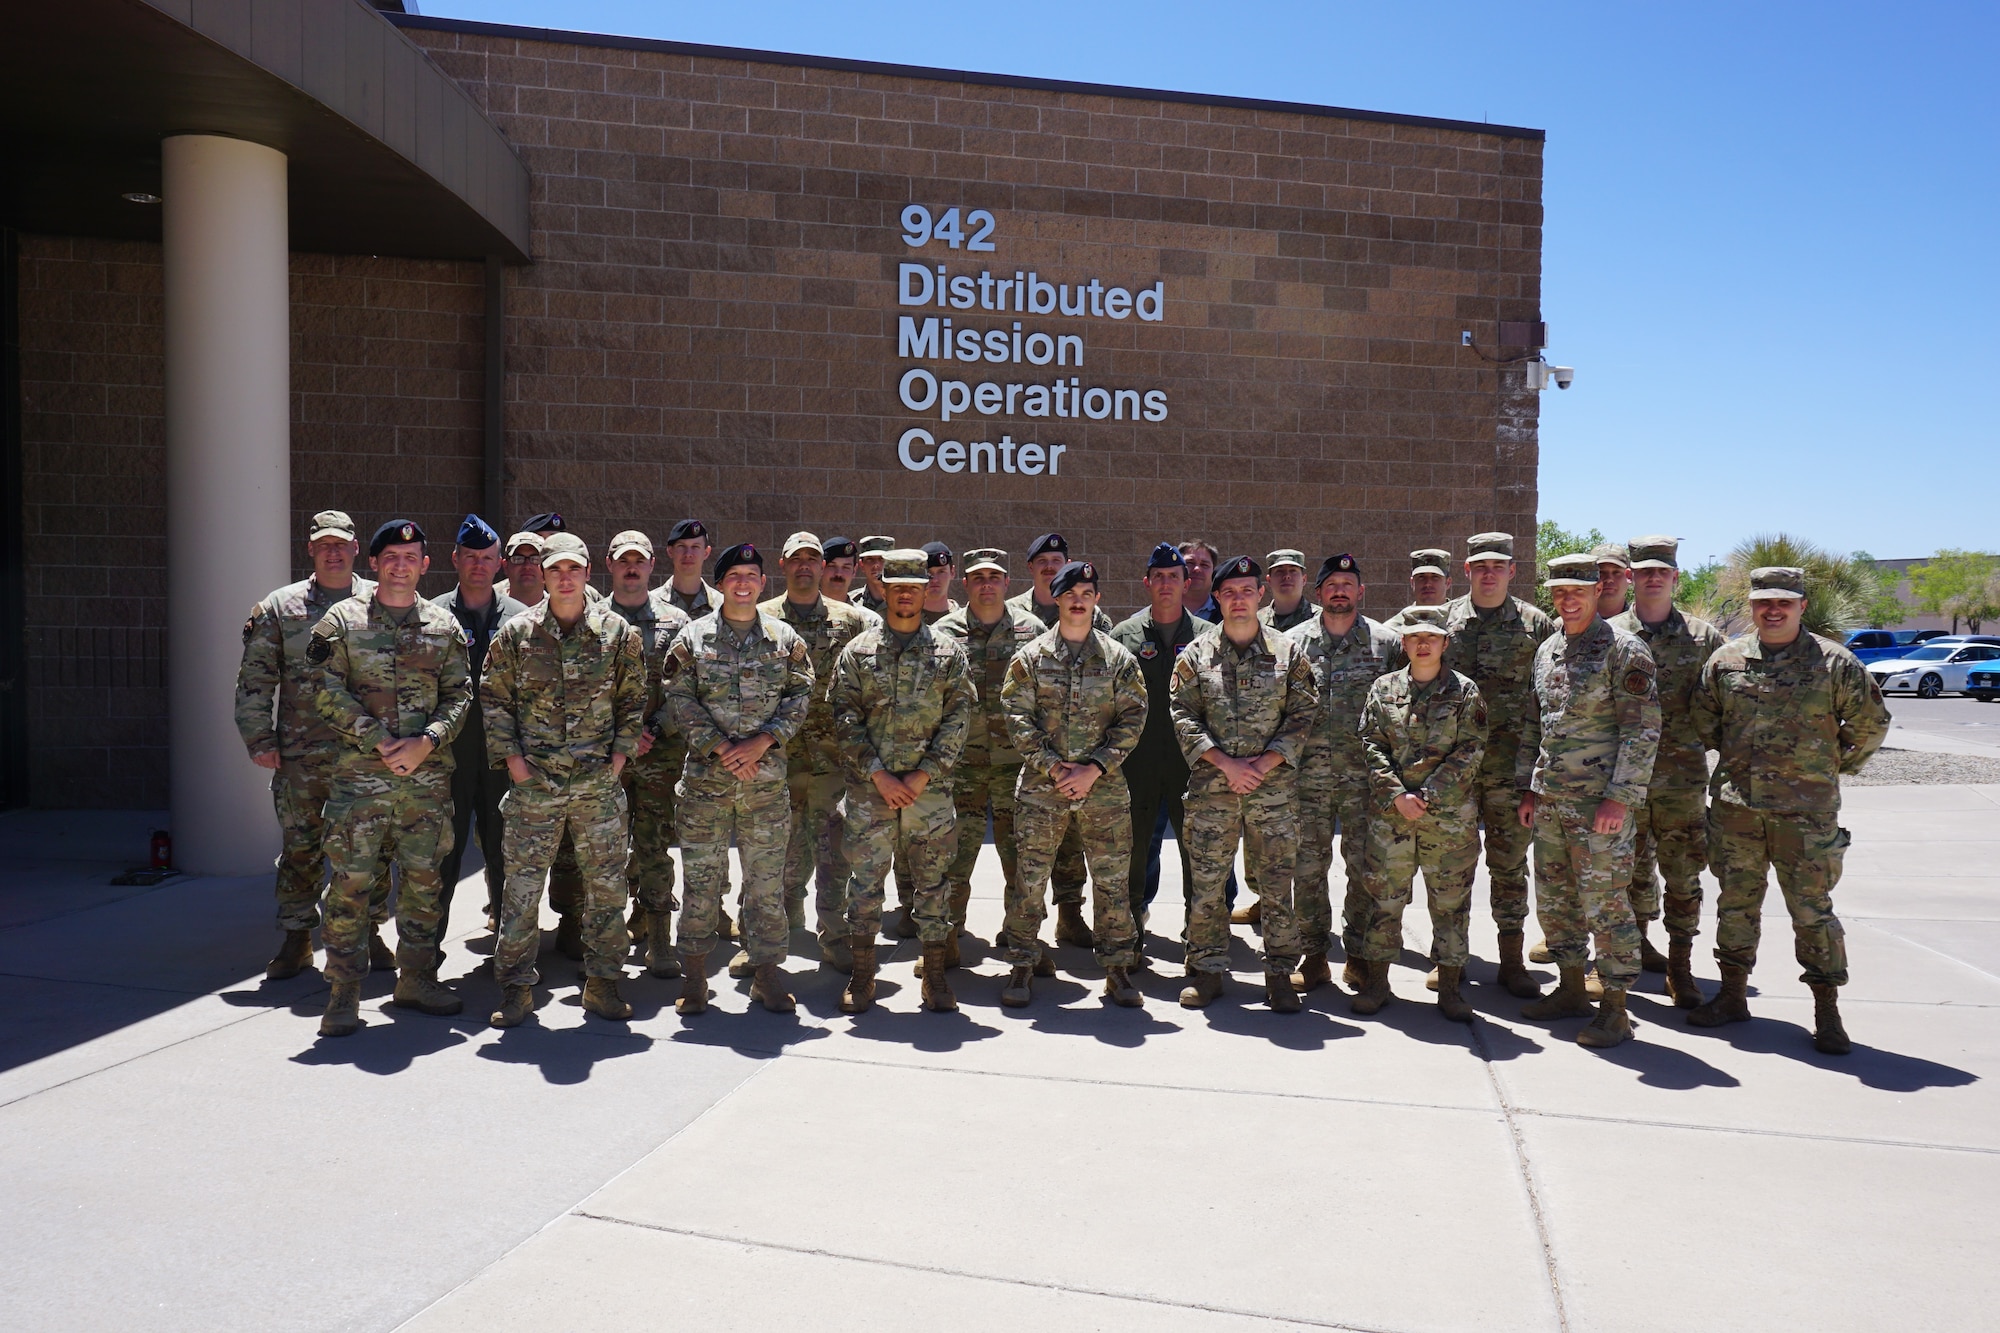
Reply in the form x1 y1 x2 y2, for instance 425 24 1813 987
1845 629 1951 664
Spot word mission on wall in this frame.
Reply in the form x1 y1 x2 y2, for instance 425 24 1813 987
890 206 1168 476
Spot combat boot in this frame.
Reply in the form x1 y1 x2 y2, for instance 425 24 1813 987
1342 954 1366 991
1292 951 1332 993
628 905 647 940
1584 966 1606 1000
392 967 463 1016
1266 969 1301 1013
1033 948 1057 978
645 913 680 978
1229 900 1261 926
1665 937 1701 1008
727 948 756 979
266 929 314 980
1809 982 1851 1055
1055 902 1095 949
1521 964 1595 1021
894 905 918 939
840 938 876 1014
820 935 854 974
581 976 632 1021
786 892 806 931
1424 963 1440 993
1349 960 1393 1016
1178 970 1224 1009
751 962 796 1014
1687 963 1752 1028
1639 926 1669 973
919 945 957 1011
489 984 535 1029
1576 988 1632 1048
676 954 710 1016
319 980 362 1037
1436 964 1473 1023
1496 931 1542 999
368 928 396 973
1528 937 1553 964
719 907 737 940
1001 965 1035 1008
943 929 961 969
555 914 584 962
1103 966 1142 1008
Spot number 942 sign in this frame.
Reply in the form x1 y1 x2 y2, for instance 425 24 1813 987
902 205 995 252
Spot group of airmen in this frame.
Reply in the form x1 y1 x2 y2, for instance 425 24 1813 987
236 510 1891 1054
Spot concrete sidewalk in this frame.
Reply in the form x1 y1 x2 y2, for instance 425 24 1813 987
2 786 1997 1332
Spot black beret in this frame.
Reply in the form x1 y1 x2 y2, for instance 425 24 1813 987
1315 552 1361 585
1213 555 1261 587
666 518 708 545
1146 542 1186 571
370 519 426 556
712 542 762 576
921 541 953 568
456 514 499 549
522 512 565 534
1026 532 1068 561
1050 560 1098 597
821 535 857 560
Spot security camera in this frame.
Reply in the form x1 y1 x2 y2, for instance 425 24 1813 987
1551 366 1575 389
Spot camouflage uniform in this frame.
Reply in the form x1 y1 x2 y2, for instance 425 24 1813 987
310 592 473 982
664 580 722 619
234 574 390 930
1169 626 1318 975
1258 602 1315 633
1286 613 1402 957
1523 617 1661 989
998 627 1150 968
759 592 878 940
932 604 1044 932
830 622 975 943
1444 593 1556 933
660 612 813 965
1357 667 1487 965
850 587 888 617
1610 605 1727 939
608 590 692 918
1004 590 1110 906
481 601 648 987
1691 631 1889 986
435 586 529 929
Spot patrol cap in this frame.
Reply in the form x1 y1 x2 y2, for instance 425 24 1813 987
1467 532 1515 563
712 542 762 577
962 547 1008 576
1410 548 1452 577
857 535 895 556
1748 566 1808 600
1051 560 1098 596
1265 549 1306 572
1592 541 1631 569
505 531 544 558
821 536 857 561
309 510 358 542
608 530 653 560
1543 553 1599 587
1213 555 1262 588
456 514 499 550
523 512 566 535
539 532 590 569
881 548 931 585
1316 553 1361 586
921 541 954 569
1397 606 1451 638
783 531 823 559
666 518 709 545
1628 535 1680 570
1147 543 1187 572
1026 532 1068 562
369 519 426 556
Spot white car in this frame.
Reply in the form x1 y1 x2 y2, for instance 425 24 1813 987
1867 642 2000 698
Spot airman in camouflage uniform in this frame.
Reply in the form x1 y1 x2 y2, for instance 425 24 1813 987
660 542 814 1015
996 561 1150 1006
1688 566 1890 1054
1285 553 1401 991
850 535 894 616
1443 532 1556 997
1381 548 1454 632
482 533 649 1028
1169 556 1319 1011
1610 535 1728 1005
1353 607 1487 1021
309 520 473 1036
1257 549 1315 632
233 509 390 979
829 550 975 1013
1518 553 1660 1048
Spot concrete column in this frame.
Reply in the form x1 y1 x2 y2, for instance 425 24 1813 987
163 135 290 875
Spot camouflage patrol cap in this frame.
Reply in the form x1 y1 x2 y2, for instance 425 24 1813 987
1467 532 1515 562
1748 566 1808 600
608 530 653 559
880 548 931 585
1265 549 1305 571
1397 605 1451 637
539 532 590 569
962 547 1008 576
1544 553 1599 587
1591 541 1631 569
782 531 823 558
1410 548 1452 577
309 510 357 542
1628 536 1680 570
857 536 896 556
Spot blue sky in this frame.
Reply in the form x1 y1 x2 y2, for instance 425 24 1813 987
422 1 1997 566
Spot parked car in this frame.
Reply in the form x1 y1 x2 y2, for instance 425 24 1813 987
1867 642 2000 698
1845 630 1926 664
1969 664 2000 703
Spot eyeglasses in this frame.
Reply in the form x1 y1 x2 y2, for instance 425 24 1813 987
506 553 542 566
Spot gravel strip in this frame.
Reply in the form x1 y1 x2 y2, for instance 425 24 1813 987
1844 748 2000 786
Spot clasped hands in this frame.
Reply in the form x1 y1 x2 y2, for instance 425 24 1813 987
1205 749 1283 796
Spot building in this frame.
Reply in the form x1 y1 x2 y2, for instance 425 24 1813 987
1 1 1546 870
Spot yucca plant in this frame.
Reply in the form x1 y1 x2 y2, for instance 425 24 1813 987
1710 533 1868 640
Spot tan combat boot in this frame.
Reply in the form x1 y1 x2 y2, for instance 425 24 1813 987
392 966 463 1016
750 962 796 1014
1687 963 1752 1028
1639 925 1669 973
1528 937 1553 964
1424 962 1440 993
1349 959 1393 1016
1266 969 1302 1013
555 914 584 962
1178 970 1224 1009
1055 902 1095 948
1521 964 1595 1021
581 976 633 1021
1584 966 1606 1001
1496 931 1542 999
1229 900 1261 926
1665 937 1701 1008
1000 964 1035 1008
840 938 877 1014
727 948 755 979
894 905 918 939
676 954 710 1016
1436 964 1473 1023
1809 982 1851 1055
368 928 396 973
1292 951 1332 993
942 929 961 969
1033 948 1057 978
267 929 314 980
1104 966 1142 1008
489 984 535 1029
1342 955 1367 991
628 904 648 940
1576 988 1632 1048
319 980 362 1037
645 912 680 978
820 935 854 974
919 944 957 1011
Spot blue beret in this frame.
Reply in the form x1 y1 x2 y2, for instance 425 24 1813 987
1050 560 1098 596
456 514 499 549
821 535 857 560
1213 555 1261 587
1315 553 1360 584
922 541 953 568
1027 532 1068 561
667 518 708 544
713 542 762 576
1146 542 1185 571
522 512 564 534
370 519 426 556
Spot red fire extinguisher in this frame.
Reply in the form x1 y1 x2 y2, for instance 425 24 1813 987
150 829 173 870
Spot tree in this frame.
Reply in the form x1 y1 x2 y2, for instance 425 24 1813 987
1850 551 1913 629
1907 549 1999 633
1711 533 1869 640
1947 571 2000 633
1675 559 1723 615
1533 520 1605 617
